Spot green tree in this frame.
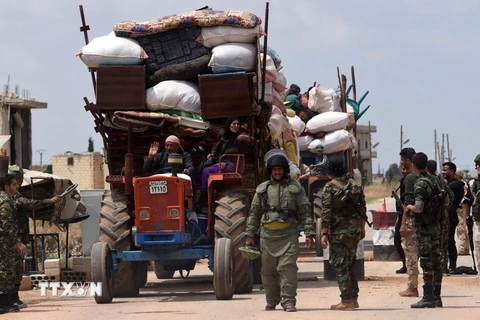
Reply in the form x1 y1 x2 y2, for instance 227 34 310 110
88 137 94 152
44 165 53 174
385 163 402 183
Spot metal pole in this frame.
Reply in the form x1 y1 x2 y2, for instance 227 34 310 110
260 2 269 102
30 178 38 272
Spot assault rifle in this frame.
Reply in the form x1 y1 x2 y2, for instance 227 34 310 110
341 189 372 227
391 190 405 211
466 215 477 273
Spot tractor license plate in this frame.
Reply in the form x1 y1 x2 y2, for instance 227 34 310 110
149 181 167 194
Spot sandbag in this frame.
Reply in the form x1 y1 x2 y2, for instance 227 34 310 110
306 111 350 134
259 45 282 68
308 129 351 154
268 114 290 140
297 135 313 152
288 116 305 135
273 71 287 92
77 34 148 67
209 43 256 73
198 25 262 48
260 54 278 81
146 80 201 114
264 82 274 103
308 87 341 113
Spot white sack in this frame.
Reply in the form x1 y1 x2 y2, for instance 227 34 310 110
308 129 351 154
308 87 341 113
297 135 314 151
273 71 287 92
268 114 290 140
146 80 201 114
306 111 349 134
78 34 148 67
288 116 305 135
209 43 256 74
199 25 261 48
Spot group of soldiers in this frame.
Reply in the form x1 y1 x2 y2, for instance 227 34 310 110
394 148 480 308
0 166 60 314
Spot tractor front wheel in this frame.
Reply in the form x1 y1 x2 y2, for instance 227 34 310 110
213 237 234 300
91 242 114 304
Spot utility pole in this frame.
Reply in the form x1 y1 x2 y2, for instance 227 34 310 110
441 134 445 164
434 130 437 163
400 125 403 151
446 134 451 162
36 149 46 168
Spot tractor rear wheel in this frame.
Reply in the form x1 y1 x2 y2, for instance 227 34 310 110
99 190 132 251
213 237 234 300
152 261 175 279
313 192 323 257
91 242 114 304
114 261 139 297
214 187 253 294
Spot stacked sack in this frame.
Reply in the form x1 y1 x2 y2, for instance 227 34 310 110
77 9 262 130
295 86 357 155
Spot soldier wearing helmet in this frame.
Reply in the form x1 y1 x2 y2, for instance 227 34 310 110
462 154 480 273
319 155 366 311
245 152 315 312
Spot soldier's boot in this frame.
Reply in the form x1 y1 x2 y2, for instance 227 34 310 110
0 294 19 314
9 291 26 309
353 298 359 309
330 300 355 311
399 286 419 297
433 285 443 308
411 285 435 308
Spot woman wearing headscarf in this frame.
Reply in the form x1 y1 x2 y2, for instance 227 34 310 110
199 116 255 206
144 135 194 175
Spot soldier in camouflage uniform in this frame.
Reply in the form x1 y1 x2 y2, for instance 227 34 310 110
462 154 480 272
426 160 452 275
245 154 315 312
398 147 420 297
320 155 366 311
8 165 60 309
405 153 443 309
0 174 26 314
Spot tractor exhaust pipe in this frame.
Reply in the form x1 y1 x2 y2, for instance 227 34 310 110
168 153 183 177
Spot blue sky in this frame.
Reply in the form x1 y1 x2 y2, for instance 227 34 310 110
1 0 479 174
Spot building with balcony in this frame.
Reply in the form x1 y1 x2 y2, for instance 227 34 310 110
355 124 377 184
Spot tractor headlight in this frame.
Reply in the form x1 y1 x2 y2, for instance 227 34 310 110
139 209 149 219
169 208 180 218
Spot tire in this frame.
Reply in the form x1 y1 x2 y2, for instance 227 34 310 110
214 187 253 294
91 242 114 304
315 218 323 257
99 190 132 251
134 261 149 288
113 261 139 297
213 238 234 300
152 261 175 279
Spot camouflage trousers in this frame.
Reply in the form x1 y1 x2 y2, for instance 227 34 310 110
401 219 418 289
455 208 470 254
0 239 16 294
472 221 480 272
329 232 360 300
260 226 299 307
417 228 442 286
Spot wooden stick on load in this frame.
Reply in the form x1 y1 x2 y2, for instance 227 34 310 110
260 2 270 102
79 5 97 97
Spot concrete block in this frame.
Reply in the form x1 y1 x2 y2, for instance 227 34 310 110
20 276 32 291
45 268 61 277
72 257 91 273
30 274 60 287
44 259 61 270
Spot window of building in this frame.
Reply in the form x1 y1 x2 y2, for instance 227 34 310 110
67 157 74 166
365 141 368 149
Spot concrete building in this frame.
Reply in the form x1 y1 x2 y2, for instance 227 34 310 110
356 124 377 184
52 152 105 190
0 92 48 169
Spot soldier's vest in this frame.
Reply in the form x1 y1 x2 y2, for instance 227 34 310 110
329 179 361 219
470 179 480 221
415 177 444 227
256 180 301 230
